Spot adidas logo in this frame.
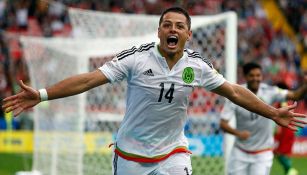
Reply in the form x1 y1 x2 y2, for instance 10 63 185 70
143 69 154 76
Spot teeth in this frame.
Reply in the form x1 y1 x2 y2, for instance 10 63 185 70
168 36 177 39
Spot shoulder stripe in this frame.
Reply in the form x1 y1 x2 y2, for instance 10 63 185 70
118 45 153 60
185 49 201 57
116 46 137 59
184 49 213 69
117 42 153 58
117 46 136 56
185 49 200 57
200 57 213 69
117 43 153 58
138 42 155 52
189 52 201 57
188 53 202 58
117 42 155 60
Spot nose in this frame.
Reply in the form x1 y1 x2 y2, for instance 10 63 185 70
170 25 177 33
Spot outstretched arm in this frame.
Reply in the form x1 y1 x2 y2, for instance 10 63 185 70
286 75 307 101
2 70 109 116
212 81 307 131
220 119 250 140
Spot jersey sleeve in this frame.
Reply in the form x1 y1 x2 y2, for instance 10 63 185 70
271 86 288 102
220 99 236 121
99 48 135 83
200 63 225 91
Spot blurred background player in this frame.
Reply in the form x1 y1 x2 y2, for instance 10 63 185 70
220 62 307 175
274 82 299 175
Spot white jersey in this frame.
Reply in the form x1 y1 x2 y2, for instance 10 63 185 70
99 42 225 162
221 83 288 151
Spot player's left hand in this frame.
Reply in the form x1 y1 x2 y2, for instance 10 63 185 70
274 102 307 131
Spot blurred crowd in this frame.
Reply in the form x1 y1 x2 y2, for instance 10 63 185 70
0 0 306 130
278 0 306 53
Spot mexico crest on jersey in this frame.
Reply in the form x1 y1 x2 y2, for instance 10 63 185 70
182 67 194 84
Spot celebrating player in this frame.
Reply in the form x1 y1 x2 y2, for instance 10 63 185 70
2 7 307 175
220 62 307 175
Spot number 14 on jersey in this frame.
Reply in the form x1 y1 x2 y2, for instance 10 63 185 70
158 83 175 103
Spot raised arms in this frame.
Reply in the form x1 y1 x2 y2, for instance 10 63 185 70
2 70 109 116
212 81 307 131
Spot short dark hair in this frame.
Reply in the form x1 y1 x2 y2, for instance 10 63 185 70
242 62 262 75
159 7 191 30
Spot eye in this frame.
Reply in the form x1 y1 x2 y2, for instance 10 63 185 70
162 23 171 28
177 25 184 29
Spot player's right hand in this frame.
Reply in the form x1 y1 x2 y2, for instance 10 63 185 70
2 80 40 117
238 130 250 140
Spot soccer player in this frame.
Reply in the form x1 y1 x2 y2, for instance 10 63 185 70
2 7 307 175
274 82 300 175
220 62 307 175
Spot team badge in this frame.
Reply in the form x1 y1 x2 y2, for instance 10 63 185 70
182 67 194 84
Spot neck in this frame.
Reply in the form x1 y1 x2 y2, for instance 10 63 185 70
158 45 183 60
158 45 183 70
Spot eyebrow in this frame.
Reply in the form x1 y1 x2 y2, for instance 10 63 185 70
162 20 187 25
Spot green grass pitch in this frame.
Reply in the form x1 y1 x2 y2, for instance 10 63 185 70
0 153 306 175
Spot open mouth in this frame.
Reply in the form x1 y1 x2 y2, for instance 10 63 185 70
167 36 178 47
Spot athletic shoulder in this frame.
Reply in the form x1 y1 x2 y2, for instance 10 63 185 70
116 42 155 60
184 49 213 69
259 83 277 91
259 83 288 96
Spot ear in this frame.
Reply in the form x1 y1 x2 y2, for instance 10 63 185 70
158 27 161 38
187 30 192 41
